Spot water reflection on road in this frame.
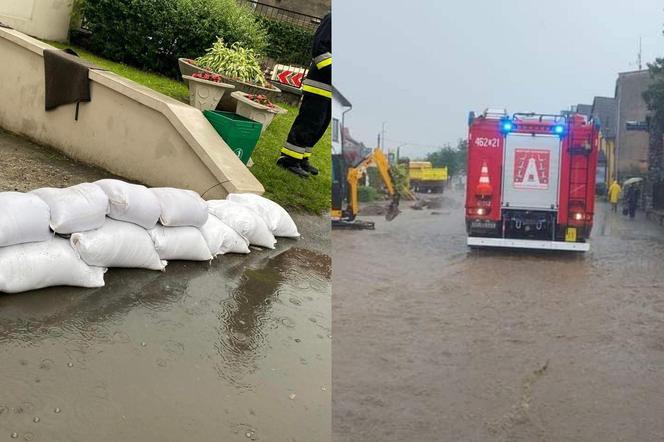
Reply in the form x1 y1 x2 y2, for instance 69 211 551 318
0 216 330 442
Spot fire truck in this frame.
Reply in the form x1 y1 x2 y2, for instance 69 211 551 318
465 108 600 251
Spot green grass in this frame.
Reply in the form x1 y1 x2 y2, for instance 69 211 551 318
42 41 330 214
251 104 331 214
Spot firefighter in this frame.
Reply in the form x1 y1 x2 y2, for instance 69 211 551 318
608 180 621 213
276 12 331 178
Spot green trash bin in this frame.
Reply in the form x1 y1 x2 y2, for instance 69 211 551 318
203 110 263 164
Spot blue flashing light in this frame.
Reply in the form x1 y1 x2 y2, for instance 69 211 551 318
501 120 514 133
553 124 565 135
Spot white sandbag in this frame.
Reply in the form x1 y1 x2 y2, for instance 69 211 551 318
207 200 276 249
31 183 109 234
200 214 251 256
0 238 106 293
71 218 166 270
0 192 53 247
148 225 213 261
150 187 208 227
227 193 299 238
95 179 161 229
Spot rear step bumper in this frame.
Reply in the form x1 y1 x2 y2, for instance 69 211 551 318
467 236 590 252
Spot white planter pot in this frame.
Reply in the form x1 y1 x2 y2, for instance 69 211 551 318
183 75 234 111
231 91 287 134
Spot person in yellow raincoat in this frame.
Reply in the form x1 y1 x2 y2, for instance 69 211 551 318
608 180 621 212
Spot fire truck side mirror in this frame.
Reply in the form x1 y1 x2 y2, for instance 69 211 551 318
468 111 476 126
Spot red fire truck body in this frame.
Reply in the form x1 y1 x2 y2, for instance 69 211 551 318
465 109 600 251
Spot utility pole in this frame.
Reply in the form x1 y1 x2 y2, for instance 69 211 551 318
381 121 386 153
638 36 643 70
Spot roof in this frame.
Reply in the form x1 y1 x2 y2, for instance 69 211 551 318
591 96 617 139
617 68 651 77
333 86 352 107
575 104 593 117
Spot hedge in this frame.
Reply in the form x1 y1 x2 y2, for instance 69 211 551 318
81 0 267 78
258 16 314 67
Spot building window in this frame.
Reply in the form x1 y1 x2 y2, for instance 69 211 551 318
332 118 340 142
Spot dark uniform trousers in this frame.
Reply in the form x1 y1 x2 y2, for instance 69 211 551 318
281 52 332 160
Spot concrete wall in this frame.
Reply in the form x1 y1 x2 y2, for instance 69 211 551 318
0 0 74 41
0 28 264 199
615 70 651 177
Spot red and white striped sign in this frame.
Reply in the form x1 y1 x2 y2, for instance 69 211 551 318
271 64 307 88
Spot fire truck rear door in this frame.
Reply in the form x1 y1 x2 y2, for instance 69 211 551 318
502 133 561 211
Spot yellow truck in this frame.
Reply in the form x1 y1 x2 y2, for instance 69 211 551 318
409 161 448 193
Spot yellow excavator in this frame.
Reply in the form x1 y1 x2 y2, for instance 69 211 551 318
331 147 400 230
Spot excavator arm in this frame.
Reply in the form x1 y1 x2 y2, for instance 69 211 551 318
346 148 400 221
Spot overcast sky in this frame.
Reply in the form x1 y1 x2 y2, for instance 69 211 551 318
333 0 664 158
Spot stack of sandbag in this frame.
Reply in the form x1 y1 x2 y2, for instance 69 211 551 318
70 180 166 270
148 188 213 261
0 190 106 294
0 180 301 294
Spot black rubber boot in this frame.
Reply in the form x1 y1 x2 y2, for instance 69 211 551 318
276 155 309 178
300 158 319 176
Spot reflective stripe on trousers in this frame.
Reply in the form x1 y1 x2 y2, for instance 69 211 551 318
281 142 307 159
314 52 332 69
302 79 332 98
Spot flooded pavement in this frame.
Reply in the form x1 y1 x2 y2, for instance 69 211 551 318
333 189 664 442
0 130 331 441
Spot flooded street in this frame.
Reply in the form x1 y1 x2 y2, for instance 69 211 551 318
333 189 664 442
0 131 331 442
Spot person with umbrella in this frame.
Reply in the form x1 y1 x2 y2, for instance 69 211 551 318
623 177 643 219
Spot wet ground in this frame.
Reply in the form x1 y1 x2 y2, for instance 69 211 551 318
0 129 331 441
333 189 664 442
0 129 118 192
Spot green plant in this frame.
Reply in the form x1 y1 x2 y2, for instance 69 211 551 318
257 17 314 66
358 186 378 203
195 38 266 86
80 0 267 78
390 164 411 197
426 138 468 177
70 0 86 29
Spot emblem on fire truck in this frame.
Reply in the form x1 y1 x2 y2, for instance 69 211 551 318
513 148 550 190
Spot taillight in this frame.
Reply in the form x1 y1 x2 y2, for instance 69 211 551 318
468 204 491 217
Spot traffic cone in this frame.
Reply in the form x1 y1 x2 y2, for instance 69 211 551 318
476 161 493 197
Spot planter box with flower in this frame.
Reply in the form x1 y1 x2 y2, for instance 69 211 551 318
178 58 214 78
231 92 287 134
179 39 280 112
183 73 235 111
